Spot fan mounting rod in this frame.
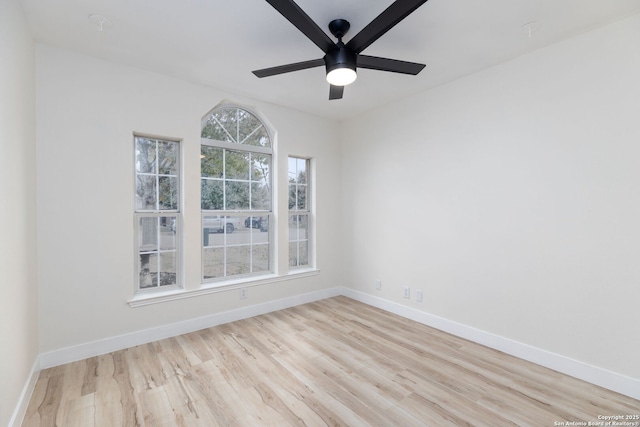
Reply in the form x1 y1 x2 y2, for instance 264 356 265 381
328 19 350 41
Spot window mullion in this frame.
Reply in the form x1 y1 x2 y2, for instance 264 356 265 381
155 216 162 288
239 125 261 145
201 138 271 155
222 149 226 210
236 109 240 143
154 140 160 211
213 116 236 143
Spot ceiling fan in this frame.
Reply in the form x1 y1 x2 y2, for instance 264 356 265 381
252 0 429 100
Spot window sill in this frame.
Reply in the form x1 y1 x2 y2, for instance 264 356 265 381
128 269 320 308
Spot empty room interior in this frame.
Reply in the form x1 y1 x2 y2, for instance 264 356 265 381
2 0 640 425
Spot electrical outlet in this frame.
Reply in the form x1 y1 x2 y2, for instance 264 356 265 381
375 280 382 290
416 289 424 302
239 288 247 299
403 286 410 299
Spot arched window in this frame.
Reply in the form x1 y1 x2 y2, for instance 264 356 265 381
200 104 273 282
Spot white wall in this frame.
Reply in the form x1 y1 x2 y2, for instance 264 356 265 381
341 14 640 379
0 0 38 425
35 45 343 353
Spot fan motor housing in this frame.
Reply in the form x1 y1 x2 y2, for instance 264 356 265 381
324 47 357 74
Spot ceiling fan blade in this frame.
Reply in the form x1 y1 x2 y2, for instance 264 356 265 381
253 58 324 78
346 0 429 54
329 85 344 100
265 0 336 53
357 55 425 75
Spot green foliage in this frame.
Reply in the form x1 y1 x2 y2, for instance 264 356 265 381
201 180 223 210
201 146 223 177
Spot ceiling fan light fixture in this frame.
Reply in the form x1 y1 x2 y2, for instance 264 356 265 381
325 47 357 86
326 67 357 86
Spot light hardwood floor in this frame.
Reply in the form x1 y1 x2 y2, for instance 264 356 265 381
23 296 639 426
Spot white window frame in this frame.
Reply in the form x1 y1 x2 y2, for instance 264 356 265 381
288 156 313 270
134 134 182 294
200 105 274 285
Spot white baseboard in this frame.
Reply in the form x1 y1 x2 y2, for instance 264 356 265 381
8 358 40 427
39 287 340 369
341 288 640 401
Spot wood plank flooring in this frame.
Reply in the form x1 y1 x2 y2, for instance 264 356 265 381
23 296 639 426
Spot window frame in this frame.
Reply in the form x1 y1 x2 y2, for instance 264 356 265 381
288 156 313 270
200 105 274 285
133 134 182 294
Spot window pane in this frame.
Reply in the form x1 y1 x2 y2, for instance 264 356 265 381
298 214 309 240
211 107 239 141
289 215 308 241
136 175 157 210
243 126 270 147
288 157 297 181
201 146 224 178
245 215 269 235
203 248 224 279
298 240 309 266
204 227 225 247
227 246 250 276
251 183 270 210
226 150 250 180
202 120 230 142
251 154 270 183
225 181 250 210
159 217 176 250
244 215 260 229
136 138 156 174
139 217 158 252
159 252 176 286
201 180 223 210
158 141 178 175
203 215 226 241
296 158 307 183
203 215 242 246
238 110 263 144
202 109 235 142
288 242 298 267
159 176 178 210
139 253 158 288
288 240 308 267
288 184 296 210
227 219 251 246
251 154 271 210
296 185 307 210
253 244 269 272
257 216 269 237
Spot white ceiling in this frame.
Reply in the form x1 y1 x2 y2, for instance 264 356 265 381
20 0 640 120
